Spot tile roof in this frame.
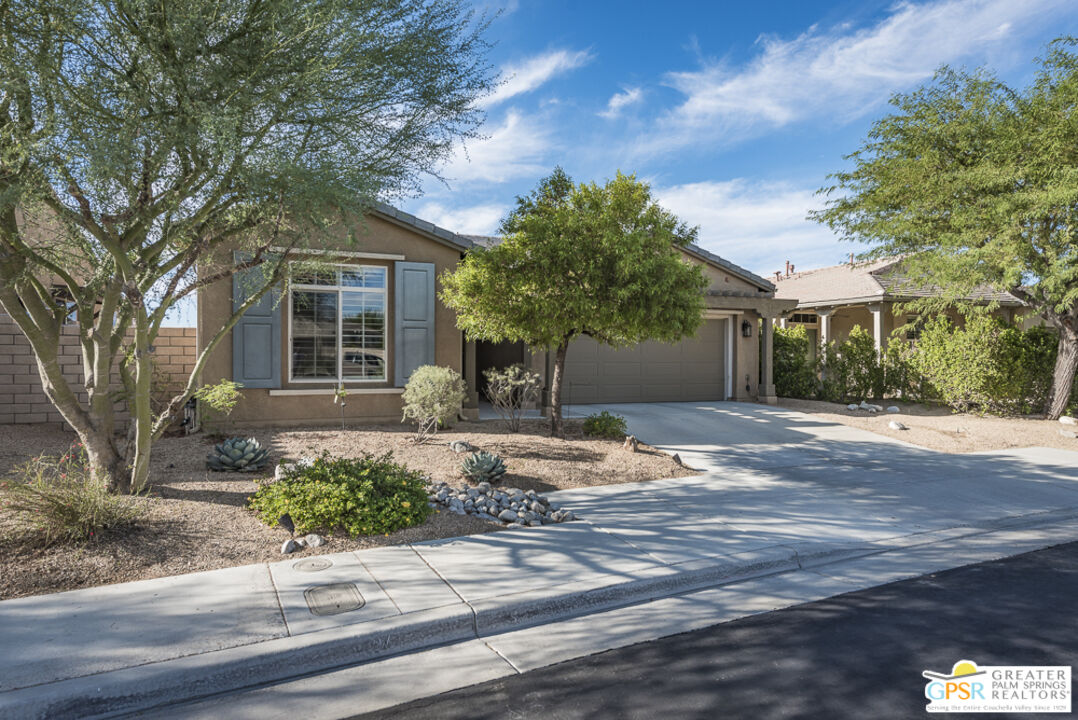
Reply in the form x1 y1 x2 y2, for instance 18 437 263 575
773 258 1022 307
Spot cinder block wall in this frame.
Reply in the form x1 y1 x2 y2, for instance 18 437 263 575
0 315 197 426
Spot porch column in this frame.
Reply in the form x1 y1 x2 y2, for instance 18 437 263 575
759 314 777 404
462 339 479 420
817 309 832 347
779 316 788 329
868 303 884 355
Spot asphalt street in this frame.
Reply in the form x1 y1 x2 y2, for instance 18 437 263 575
355 541 1078 720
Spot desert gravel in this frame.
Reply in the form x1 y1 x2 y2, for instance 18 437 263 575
0 419 688 600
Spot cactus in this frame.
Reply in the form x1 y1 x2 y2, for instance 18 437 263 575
460 451 507 484
206 437 270 472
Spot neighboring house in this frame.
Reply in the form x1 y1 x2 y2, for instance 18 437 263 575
771 257 1026 354
198 206 796 427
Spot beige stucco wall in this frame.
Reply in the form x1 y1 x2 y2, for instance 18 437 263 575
198 214 465 427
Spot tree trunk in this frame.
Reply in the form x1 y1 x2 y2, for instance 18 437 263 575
549 339 569 438
1046 324 1078 420
127 313 155 493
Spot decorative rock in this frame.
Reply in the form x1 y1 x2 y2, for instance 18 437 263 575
1060 416 1077 425
274 457 314 482
846 403 859 411
672 453 684 466
477 481 492 493
428 479 577 528
448 440 476 453
623 435 638 452
886 406 900 414
295 537 308 549
1060 429 1077 439
888 420 908 431
281 539 300 554
497 509 518 522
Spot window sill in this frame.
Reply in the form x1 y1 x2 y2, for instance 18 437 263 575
268 388 403 396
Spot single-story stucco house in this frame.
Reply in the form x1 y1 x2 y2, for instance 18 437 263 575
771 257 1027 357
197 205 796 427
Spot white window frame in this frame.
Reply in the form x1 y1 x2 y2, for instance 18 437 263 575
287 263 388 384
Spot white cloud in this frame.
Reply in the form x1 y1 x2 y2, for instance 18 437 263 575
655 179 846 274
598 87 644 119
414 201 508 236
441 109 552 184
482 49 593 108
651 0 1066 148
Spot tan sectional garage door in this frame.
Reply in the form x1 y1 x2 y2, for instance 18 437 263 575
562 319 727 404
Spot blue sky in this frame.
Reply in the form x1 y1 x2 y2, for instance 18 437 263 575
402 0 1078 276
166 0 1077 325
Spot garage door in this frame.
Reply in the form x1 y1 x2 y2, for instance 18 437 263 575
562 319 727 404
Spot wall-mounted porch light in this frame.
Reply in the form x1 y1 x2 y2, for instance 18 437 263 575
741 320 753 337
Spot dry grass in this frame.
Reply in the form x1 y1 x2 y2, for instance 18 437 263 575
0 419 689 600
778 398 1078 453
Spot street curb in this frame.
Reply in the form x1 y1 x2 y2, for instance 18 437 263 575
6 511 1078 719
0 544 836 720
0 604 476 720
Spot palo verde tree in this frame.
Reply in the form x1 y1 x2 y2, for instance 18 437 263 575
813 38 1078 419
441 169 707 437
0 0 494 492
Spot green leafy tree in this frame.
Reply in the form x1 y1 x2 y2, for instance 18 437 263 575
441 169 707 436
813 38 1078 419
0 0 494 492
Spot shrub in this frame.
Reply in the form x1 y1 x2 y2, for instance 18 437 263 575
195 379 244 435
817 325 884 402
401 365 467 442
582 410 628 439
0 444 141 544
773 325 816 399
910 316 1059 414
484 364 543 432
248 452 432 537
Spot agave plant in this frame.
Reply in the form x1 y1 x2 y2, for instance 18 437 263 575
460 451 507 484
206 437 270 472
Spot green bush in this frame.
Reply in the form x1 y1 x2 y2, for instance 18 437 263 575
817 325 884 402
401 365 467 442
910 316 1060 414
773 325 816 399
0 444 141 544
248 452 431 537
582 411 628 439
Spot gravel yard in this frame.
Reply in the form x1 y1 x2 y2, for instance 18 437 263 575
0 419 689 600
777 398 1078 453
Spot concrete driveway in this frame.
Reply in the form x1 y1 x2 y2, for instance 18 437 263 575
554 401 1078 557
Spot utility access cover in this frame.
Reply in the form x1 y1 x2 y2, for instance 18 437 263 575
304 582 365 616
293 557 333 573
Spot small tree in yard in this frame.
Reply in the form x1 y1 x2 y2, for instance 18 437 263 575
441 169 707 437
484 364 542 433
0 0 494 492
813 38 1078 419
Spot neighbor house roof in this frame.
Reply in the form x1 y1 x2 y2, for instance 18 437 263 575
773 257 1023 308
463 235 776 293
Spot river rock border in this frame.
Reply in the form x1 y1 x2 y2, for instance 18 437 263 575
429 480 576 528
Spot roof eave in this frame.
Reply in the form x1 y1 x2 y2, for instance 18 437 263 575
681 244 776 293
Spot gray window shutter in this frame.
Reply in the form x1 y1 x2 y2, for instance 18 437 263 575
232 254 281 389
394 261 436 387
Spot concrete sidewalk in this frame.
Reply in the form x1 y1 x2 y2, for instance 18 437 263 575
4 403 1078 718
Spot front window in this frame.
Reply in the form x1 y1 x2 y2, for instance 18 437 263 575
290 265 386 382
